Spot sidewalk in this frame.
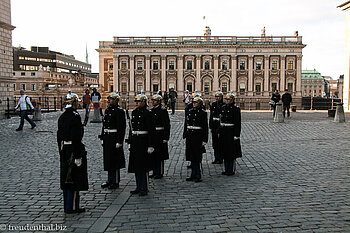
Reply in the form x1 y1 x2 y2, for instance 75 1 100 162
0 110 349 232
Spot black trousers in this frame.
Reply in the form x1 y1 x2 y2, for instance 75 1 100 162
283 104 290 117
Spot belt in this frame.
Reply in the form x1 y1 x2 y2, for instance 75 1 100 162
63 141 72 145
187 126 202 130
213 117 220 121
155 127 164 131
220 123 235 127
104 129 117 133
132 131 148 135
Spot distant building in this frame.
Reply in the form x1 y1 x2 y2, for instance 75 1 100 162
0 0 15 119
301 69 325 97
97 27 306 109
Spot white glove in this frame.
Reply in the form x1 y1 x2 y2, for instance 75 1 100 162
202 142 206 146
162 140 168 143
74 158 82 167
116 143 122 148
234 136 240 140
147 147 154 154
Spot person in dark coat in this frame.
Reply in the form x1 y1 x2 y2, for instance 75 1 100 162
271 90 281 117
185 92 201 117
126 94 156 196
169 88 178 115
99 93 126 189
57 94 88 214
163 91 169 109
282 89 292 118
149 94 171 179
209 91 224 164
183 97 208 182
218 93 242 176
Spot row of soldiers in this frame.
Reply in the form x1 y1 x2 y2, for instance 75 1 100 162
57 91 241 214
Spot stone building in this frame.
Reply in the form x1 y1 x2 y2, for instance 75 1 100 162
0 0 15 119
301 69 326 97
97 27 306 109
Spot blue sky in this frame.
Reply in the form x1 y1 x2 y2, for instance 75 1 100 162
11 0 346 79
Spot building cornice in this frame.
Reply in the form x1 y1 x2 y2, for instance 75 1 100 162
0 21 15 31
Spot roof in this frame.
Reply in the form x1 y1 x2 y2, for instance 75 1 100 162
301 69 323 79
338 1 350 11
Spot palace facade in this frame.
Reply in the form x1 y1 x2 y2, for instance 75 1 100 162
97 27 306 109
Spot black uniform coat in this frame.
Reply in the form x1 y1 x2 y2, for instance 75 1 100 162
183 106 208 162
150 104 170 162
218 103 242 160
57 108 88 191
209 99 224 151
127 105 156 173
101 104 126 170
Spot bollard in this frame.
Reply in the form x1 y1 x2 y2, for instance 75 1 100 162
90 109 102 123
33 102 42 121
274 103 284 123
334 103 345 123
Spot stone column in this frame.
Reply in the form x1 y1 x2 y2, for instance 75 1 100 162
274 103 284 123
161 55 166 92
130 55 135 94
248 55 254 95
113 54 119 92
177 55 184 92
264 55 270 96
296 55 302 97
280 55 286 92
231 55 237 93
146 55 151 95
213 55 219 92
196 55 201 91
99 55 106 90
334 102 346 123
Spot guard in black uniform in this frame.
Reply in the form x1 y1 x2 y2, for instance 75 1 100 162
218 93 242 175
183 97 208 182
150 94 170 179
99 93 126 189
209 91 224 164
57 94 88 214
185 92 202 117
126 94 156 196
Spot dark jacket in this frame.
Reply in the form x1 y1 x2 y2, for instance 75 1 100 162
169 90 177 103
127 105 156 173
100 104 126 170
150 104 171 161
209 99 224 130
183 106 208 162
271 92 281 103
218 103 242 160
91 91 101 101
282 93 292 105
57 108 88 191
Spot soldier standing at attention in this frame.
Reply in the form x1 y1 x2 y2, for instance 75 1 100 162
99 93 126 189
149 94 170 179
126 94 156 196
183 97 208 182
209 91 224 164
218 93 242 176
57 94 88 214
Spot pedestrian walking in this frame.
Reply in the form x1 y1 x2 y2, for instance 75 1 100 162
149 94 170 179
82 89 91 117
271 90 281 117
99 93 126 189
169 88 177 115
14 89 36 131
209 91 224 164
282 89 292 118
183 90 191 109
57 94 88 214
218 93 242 176
183 97 208 182
126 94 156 196
163 91 169 109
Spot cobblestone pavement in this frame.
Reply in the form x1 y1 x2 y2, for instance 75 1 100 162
0 110 349 232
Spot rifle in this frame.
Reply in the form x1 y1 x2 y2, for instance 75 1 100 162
83 104 92 126
65 152 74 184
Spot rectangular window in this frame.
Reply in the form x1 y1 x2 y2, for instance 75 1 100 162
205 61 210 70
31 72 35 76
21 72 25 76
239 83 245 95
288 60 294 70
110 85 113 92
256 62 262 70
255 83 261 95
169 60 175 70
187 60 192 70
204 82 210 93
222 61 228 70
222 82 228 93
272 61 278 70
21 84 26 90
121 61 127 70
137 83 143 92
153 61 158 70
272 83 277 92
121 82 127 93
31 84 35 91
153 83 159 93
137 61 143 70
240 61 246 70
288 83 293 92
109 63 113 71
186 82 193 92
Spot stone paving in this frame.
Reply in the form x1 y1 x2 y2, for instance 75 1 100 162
0 109 349 232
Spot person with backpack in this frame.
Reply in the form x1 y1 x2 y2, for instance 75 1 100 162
14 89 36 131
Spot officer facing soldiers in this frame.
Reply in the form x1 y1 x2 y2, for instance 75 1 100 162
183 97 208 182
126 94 156 196
57 94 88 214
150 94 171 179
209 91 224 164
218 93 242 176
99 93 126 189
